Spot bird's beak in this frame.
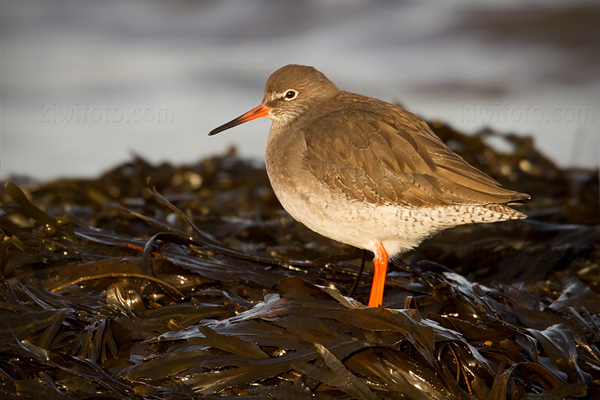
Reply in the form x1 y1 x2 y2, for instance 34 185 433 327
208 104 272 136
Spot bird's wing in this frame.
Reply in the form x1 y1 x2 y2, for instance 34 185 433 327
302 103 528 208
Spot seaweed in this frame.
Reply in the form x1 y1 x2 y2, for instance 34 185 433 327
0 125 598 399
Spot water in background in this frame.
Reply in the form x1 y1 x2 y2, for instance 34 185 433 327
1 0 598 179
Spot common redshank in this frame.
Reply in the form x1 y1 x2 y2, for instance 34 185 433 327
209 64 529 307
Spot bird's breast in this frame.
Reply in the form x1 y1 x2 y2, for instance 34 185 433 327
265 125 308 195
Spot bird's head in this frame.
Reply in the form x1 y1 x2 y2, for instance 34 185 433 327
209 64 339 136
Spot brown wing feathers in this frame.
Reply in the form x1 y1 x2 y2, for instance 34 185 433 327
303 95 529 207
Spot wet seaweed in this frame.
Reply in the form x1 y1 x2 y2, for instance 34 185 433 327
0 125 598 399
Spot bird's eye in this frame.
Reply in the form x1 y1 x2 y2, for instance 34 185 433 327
284 90 298 100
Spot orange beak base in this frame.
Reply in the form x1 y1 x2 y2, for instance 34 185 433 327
209 104 271 136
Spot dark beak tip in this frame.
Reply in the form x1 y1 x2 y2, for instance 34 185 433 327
208 125 228 136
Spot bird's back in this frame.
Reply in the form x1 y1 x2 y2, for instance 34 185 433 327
296 91 529 213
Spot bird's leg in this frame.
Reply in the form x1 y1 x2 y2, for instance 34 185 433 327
368 241 388 307
347 249 367 297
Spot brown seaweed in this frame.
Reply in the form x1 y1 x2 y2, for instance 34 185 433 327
0 125 598 399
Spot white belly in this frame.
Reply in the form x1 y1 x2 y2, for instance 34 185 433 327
271 173 515 257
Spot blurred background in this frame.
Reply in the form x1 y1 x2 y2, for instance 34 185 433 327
1 0 598 180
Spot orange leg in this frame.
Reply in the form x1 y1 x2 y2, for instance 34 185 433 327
368 241 389 307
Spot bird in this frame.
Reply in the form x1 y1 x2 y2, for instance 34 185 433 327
209 64 529 307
